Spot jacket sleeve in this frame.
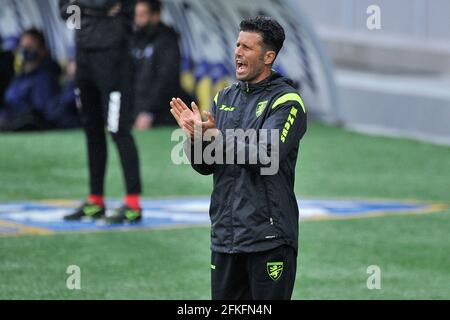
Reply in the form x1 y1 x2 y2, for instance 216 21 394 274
183 139 216 175
31 73 60 120
224 92 306 173
136 33 181 116
182 92 219 175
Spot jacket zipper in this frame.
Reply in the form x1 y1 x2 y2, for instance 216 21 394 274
262 178 276 230
229 90 248 252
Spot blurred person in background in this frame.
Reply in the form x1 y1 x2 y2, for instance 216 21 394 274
59 0 143 224
0 28 60 131
0 35 15 108
131 0 180 129
46 56 81 129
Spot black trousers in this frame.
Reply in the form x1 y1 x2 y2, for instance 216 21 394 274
75 46 141 195
211 245 297 300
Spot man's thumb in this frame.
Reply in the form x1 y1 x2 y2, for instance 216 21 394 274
204 111 214 123
191 102 200 114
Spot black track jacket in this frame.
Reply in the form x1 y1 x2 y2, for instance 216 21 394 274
184 72 307 254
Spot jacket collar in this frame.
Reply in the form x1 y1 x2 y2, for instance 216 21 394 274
238 71 283 93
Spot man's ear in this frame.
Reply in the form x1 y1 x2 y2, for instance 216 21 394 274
264 50 276 66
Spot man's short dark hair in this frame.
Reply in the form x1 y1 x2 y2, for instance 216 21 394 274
137 0 162 13
21 27 47 50
239 16 285 56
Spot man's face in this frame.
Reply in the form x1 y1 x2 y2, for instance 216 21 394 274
19 34 45 68
134 3 159 29
20 35 43 58
235 31 268 83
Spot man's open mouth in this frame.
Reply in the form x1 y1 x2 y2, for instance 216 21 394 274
236 60 247 73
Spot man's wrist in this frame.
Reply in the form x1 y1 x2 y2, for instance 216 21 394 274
203 128 220 140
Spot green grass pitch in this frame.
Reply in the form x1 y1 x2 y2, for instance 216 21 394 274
0 123 449 299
